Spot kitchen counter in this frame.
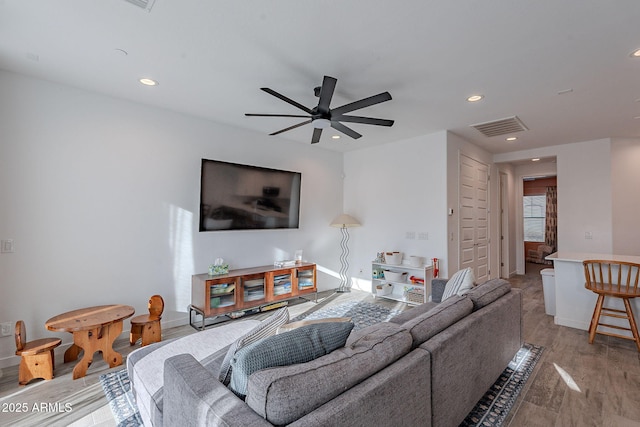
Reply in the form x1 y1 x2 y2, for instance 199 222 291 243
546 251 640 263
545 252 640 335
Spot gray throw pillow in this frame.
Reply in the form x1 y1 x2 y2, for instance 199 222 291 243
229 321 354 399
441 267 475 301
218 307 289 385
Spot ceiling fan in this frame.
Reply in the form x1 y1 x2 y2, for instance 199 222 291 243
245 75 394 144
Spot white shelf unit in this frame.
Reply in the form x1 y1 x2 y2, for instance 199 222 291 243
371 261 434 305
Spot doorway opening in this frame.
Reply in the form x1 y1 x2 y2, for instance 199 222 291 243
522 175 556 274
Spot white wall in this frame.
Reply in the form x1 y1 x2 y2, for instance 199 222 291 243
343 132 449 290
555 139 612 253
611 138 640 255
0 71 344 366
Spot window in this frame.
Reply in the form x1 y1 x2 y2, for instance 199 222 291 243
523 195 545 242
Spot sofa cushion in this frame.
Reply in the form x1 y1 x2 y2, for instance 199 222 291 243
229 321 354 398
126 319 262 427
218 307 289 385
401 294 473 347
441 267 475 301
466 278 511 310
388 301 438 325
246 322 413 426
276 316 351 334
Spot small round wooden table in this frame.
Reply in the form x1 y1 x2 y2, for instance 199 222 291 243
45 305 135 379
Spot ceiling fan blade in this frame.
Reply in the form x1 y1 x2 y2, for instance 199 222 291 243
261 88 313 114
317 76 337 115
331 92 392 115
311 128 323 144
269 119 312 136
245 113 311 118
331 121 362 139
334 115 394 127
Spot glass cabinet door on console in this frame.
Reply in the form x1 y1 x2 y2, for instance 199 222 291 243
240 273 266 309
266 269 294 301
207 277 238 315
296 265 316 296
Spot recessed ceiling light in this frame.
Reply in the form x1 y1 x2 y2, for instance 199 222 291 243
630 48 640 58
531 158 540 162
506 137 517 141
139 78 158 86
467 95 484 102
332 135 340 139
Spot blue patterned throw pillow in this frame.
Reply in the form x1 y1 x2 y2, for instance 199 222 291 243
229 321 354 398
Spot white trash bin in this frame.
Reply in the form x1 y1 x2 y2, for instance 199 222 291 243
540 268 556 316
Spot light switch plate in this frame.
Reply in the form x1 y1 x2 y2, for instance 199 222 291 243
1 239 14 253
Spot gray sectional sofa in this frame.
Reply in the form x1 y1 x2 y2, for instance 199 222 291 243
128 278 522 426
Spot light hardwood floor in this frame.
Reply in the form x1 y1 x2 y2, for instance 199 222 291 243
1 265 639 427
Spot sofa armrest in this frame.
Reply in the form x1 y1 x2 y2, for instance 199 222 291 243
164 354 272 427
431 279 447 303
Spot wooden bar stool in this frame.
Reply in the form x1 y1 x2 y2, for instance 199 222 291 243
583 260 640 351
130 295 164 347
15 320 62 386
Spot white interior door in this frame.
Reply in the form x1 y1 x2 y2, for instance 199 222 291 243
459 154 490 282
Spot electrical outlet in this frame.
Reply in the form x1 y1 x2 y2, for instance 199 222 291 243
0 322 12 337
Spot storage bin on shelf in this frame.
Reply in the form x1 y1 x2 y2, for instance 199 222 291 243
404 286 424 304
375 283 392 296
408 255 425 267
383 270 407 282
384 251 403 265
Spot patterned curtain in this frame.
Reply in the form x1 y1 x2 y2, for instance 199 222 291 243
545 186 557 250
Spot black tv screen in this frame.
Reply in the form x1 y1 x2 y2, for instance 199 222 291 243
199 159 302 231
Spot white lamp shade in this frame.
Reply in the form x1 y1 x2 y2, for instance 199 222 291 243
330 213 361 228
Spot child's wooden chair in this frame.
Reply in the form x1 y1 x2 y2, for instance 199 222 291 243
130 295 164 347
15 320 61 386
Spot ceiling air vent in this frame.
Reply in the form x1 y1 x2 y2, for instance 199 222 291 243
124 0 156 12
470 116 529 137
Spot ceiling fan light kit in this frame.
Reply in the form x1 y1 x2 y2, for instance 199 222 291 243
246 75 394 144
312 118 331 129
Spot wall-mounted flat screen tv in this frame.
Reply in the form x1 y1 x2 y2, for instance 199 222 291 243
199 159 302 232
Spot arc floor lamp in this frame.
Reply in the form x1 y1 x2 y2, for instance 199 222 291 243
330 213 361 292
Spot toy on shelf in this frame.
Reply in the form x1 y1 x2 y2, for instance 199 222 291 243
432 258 439 278
409 275 424 284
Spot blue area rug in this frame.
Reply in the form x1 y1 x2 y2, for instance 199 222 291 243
291 300 403 329
99 368 143 427
100 301 543 427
